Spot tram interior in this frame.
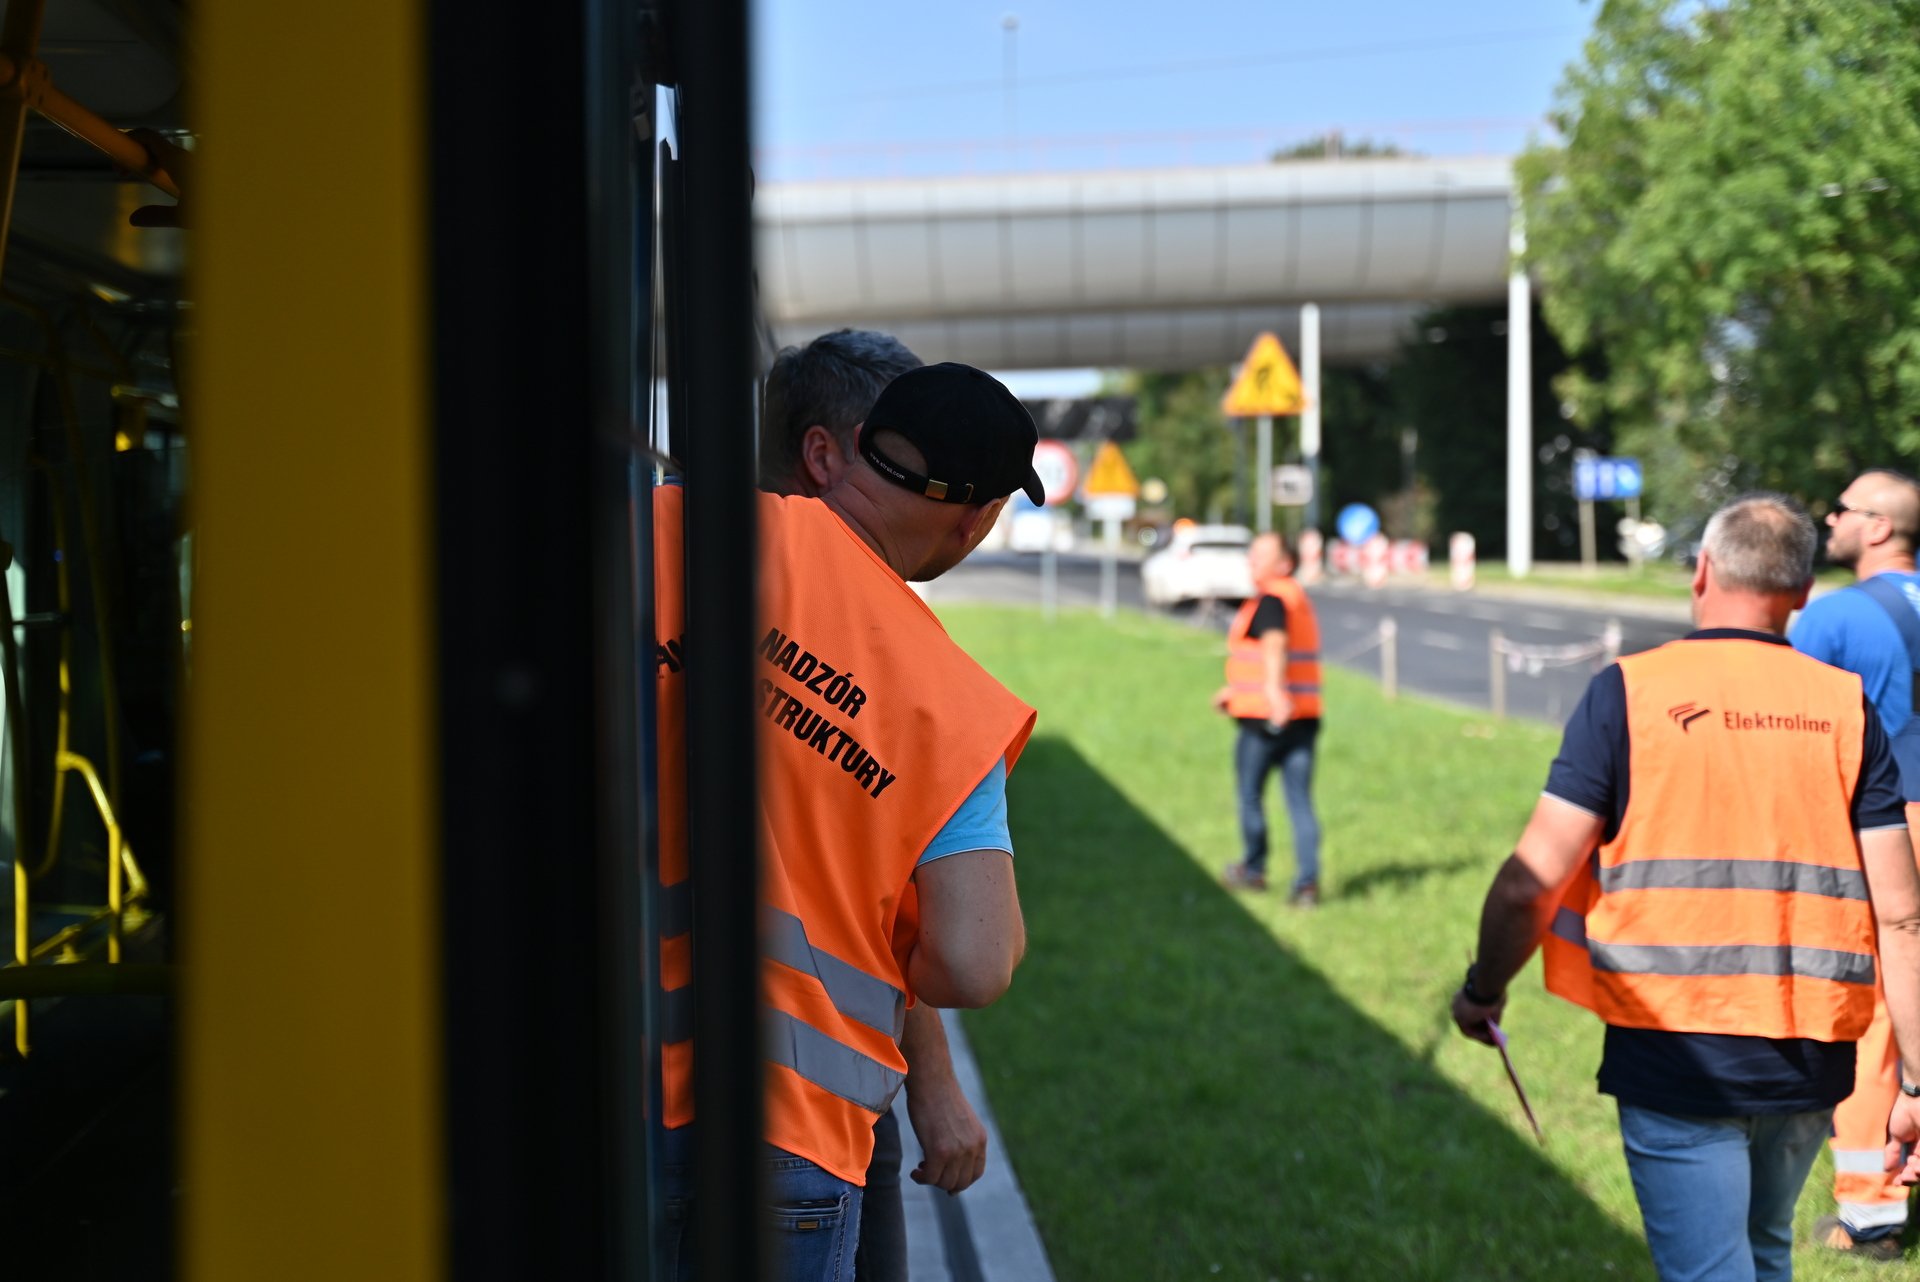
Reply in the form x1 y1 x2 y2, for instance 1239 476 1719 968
0 0 186 1274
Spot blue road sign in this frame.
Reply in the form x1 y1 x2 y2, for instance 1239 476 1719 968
1574 457 1644 502
1336 503 1380 544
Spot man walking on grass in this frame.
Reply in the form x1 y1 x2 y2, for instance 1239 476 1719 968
1452 493 1920 1281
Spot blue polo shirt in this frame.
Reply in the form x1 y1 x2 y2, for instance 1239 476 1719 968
1543 629 1906 1116
920 758 1012 864
1790 571 1920 737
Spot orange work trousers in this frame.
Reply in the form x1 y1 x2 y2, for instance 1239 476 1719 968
1831 984 1912 1234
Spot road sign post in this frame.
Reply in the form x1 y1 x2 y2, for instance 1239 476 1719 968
1576 447 1598 577
1571 453 1645 577
1082 442 1140 623
1031 441 1078 623
1223 331 1307 537
1255 414 1273 534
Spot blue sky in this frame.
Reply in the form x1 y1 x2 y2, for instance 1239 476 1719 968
755 0 1598 181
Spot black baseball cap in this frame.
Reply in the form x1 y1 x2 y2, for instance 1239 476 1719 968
857 363 1045 506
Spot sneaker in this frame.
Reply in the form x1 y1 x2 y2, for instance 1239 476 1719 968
1287 882 1320 909
1221 862 1268 892
1812 1215 1904 1262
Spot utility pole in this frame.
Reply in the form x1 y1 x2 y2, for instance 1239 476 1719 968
1507 200 1532 577
1002 14 1018 159
1301 302 1322 533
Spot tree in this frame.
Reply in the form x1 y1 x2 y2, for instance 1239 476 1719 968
1270 134 1412 162
1390 302 1601 558
1117 370 1241 522
1520 0 1920 518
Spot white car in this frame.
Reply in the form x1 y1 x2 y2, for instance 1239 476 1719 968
1140 524 1255 606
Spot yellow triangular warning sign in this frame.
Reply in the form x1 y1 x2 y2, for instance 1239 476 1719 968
1221 332 1305 417
1082 440 1140 498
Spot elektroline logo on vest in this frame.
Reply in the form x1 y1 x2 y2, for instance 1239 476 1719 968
1670 700 1832 735
1667 702 1710 733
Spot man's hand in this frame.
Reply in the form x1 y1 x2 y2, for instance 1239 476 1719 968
1211 686 1232 714
1888 1094 1920 1185
1265 692 1292 730
1451 986 1507 1047
906 1073 988 1194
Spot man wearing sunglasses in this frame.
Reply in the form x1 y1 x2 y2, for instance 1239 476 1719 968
1791 469 1920 1261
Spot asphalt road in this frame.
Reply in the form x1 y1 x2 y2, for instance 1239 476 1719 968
925 551 1694 725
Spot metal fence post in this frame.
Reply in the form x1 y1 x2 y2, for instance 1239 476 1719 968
1490 627 1506 719
1380 616 1398 702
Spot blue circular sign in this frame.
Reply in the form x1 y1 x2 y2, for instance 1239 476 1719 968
1336 503 1380 545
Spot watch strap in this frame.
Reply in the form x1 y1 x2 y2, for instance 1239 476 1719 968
1462 962 1503 1006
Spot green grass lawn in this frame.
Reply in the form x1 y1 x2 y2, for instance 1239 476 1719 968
1448 562 1854 603
941 604 1902 1282
1469 561 1699 601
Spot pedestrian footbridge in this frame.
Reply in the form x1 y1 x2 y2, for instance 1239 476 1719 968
755 156 1517 369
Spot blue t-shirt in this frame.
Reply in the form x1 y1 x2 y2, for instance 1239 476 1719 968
919 758 1012 865
1543 629 1905 1116
1790 571 1920 737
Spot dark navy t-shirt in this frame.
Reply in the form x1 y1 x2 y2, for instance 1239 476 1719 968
1543 629 1907 1116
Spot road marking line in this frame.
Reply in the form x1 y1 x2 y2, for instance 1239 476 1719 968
1415 629 1466 651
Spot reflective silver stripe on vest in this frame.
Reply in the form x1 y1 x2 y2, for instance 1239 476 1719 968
661 985 693 1044
1597 859 1868 902
1834 1148 1893 1175
1286 684 1321 695
765 1009 906 1115
1586 941 1875 986
660 881 692 937
1287 650 1319 662
763 907 906 1039
1551 906 1588 947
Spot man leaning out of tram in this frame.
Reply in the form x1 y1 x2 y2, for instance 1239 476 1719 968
759 329 1000 1282
653 360 1044 1281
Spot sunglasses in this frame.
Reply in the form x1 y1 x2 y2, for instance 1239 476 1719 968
1833 499 1884 520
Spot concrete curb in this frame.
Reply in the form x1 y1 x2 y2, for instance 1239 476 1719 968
893 1009 1056 1282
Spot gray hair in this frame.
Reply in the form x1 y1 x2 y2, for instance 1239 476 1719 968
760 330 922 490
1701 492 1816 593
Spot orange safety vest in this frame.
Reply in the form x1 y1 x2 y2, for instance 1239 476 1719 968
652 487 1036 1184
1542 638 1875 1042
1224 575 1322 720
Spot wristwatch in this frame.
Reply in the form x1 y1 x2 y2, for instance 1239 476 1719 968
1901 1081 1920 1099
1462 962 1503 1006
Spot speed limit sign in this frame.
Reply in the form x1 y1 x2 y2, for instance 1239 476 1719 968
1031 441 1078 505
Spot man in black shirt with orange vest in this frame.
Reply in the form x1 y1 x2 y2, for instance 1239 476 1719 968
1451 493 1920 1281
1216 532 1324 905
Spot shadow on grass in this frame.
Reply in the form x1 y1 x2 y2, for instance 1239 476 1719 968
965 738 1650 1282
1337 856 1484 900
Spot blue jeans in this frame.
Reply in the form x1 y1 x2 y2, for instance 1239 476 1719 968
855 1109 906 1281
1235 719 1321 890
1617 1103 1833 1282
660 1129 863 1282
